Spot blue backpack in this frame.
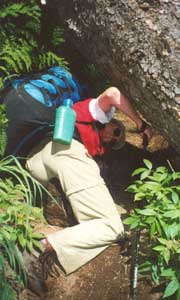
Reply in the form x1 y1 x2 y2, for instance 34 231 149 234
3 66 89 157
11 66 86 105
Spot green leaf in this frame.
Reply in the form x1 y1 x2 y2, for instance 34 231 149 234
18 233 26 248
158 238 168 246
171 192 179 204
140 170 151 180
153 245 166 252
163 278 179 298
155 219 162 235
152 264 160 284
143 159 153 170
126 184 138 193
176 285 180 300
161 268 175 278
123 216 137 225
163 248 170 264
150 222 156 239
31 232 44 239
172 172 180 180
158 218 170 239
134 192 145 201
164 210 180 219
145 181 160 187
32 239 44 251
26 240 33 253
130 221 139 229
176 247 180 254
167 224 180 239
139 261 152 273
155 173 168 182
132 168 147 176
156 166 168 174
139 208 156 216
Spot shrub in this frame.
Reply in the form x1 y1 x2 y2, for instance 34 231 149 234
0 0 68 89
124 159 180 299
0 155 48 300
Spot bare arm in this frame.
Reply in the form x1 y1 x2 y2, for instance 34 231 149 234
97 87 152 139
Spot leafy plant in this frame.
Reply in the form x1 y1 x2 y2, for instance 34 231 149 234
0 1 68 89
0 104 8 157
0 155 48 300
124 159 180 299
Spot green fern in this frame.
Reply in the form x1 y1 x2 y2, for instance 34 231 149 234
0 2 40 21
0 105 8 157
0 251 17 300
52 27 65 46
0 128 7 158
38 50 69 70
0 1 68 88
0 154 55 299
0 37 35 78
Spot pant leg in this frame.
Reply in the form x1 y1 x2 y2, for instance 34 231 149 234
47 183 124 274
26 137 53 186
27 139 124 274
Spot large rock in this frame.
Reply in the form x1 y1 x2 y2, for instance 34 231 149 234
44 0 180 153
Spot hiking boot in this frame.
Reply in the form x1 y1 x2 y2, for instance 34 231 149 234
23 250 47 297
23 242 59 297
115 233 132 256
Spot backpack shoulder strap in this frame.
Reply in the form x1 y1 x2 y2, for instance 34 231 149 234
48 66 80 102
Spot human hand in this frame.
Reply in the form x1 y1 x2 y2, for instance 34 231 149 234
137 120 153 140
137 120 153 150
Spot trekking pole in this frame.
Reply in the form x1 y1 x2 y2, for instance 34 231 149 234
130 227 141 300
130 133 148 300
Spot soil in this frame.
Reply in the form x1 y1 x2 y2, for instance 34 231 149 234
21 113 180 300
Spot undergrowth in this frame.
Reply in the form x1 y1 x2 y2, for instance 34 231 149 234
0 0 68 89
0 155 48 300
125 159 180 299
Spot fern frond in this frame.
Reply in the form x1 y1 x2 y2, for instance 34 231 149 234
0 78 4 89
0 3 40 22
0 38 34 75
16 39 34 72
0 105 8 157
0 55 18 73
0 66 9 75
38 51 69 69
52 27 65 46
0 127 7 157
23 19 40 34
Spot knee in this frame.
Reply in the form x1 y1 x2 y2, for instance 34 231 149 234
108 216 124 238
25 157 50 187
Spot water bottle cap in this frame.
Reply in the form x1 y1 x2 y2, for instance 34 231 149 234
63 98 73 106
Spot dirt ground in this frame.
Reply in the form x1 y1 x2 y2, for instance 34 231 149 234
21 113 180 300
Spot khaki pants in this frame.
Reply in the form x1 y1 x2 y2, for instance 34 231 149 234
26 139 124 274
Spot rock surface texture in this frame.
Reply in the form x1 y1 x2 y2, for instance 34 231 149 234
46 0 180 152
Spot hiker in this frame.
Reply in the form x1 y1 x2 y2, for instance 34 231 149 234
24 86 152 296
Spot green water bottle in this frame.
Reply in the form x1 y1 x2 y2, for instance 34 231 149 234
53 98 76 144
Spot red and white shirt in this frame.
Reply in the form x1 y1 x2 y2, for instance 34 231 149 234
73 98 115 157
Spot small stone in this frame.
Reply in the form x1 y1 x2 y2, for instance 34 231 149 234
175 87 180 95
175 96 180 104
161 103 167 110
163 71 169 79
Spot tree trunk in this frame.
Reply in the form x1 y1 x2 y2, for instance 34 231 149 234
47 0 180 152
